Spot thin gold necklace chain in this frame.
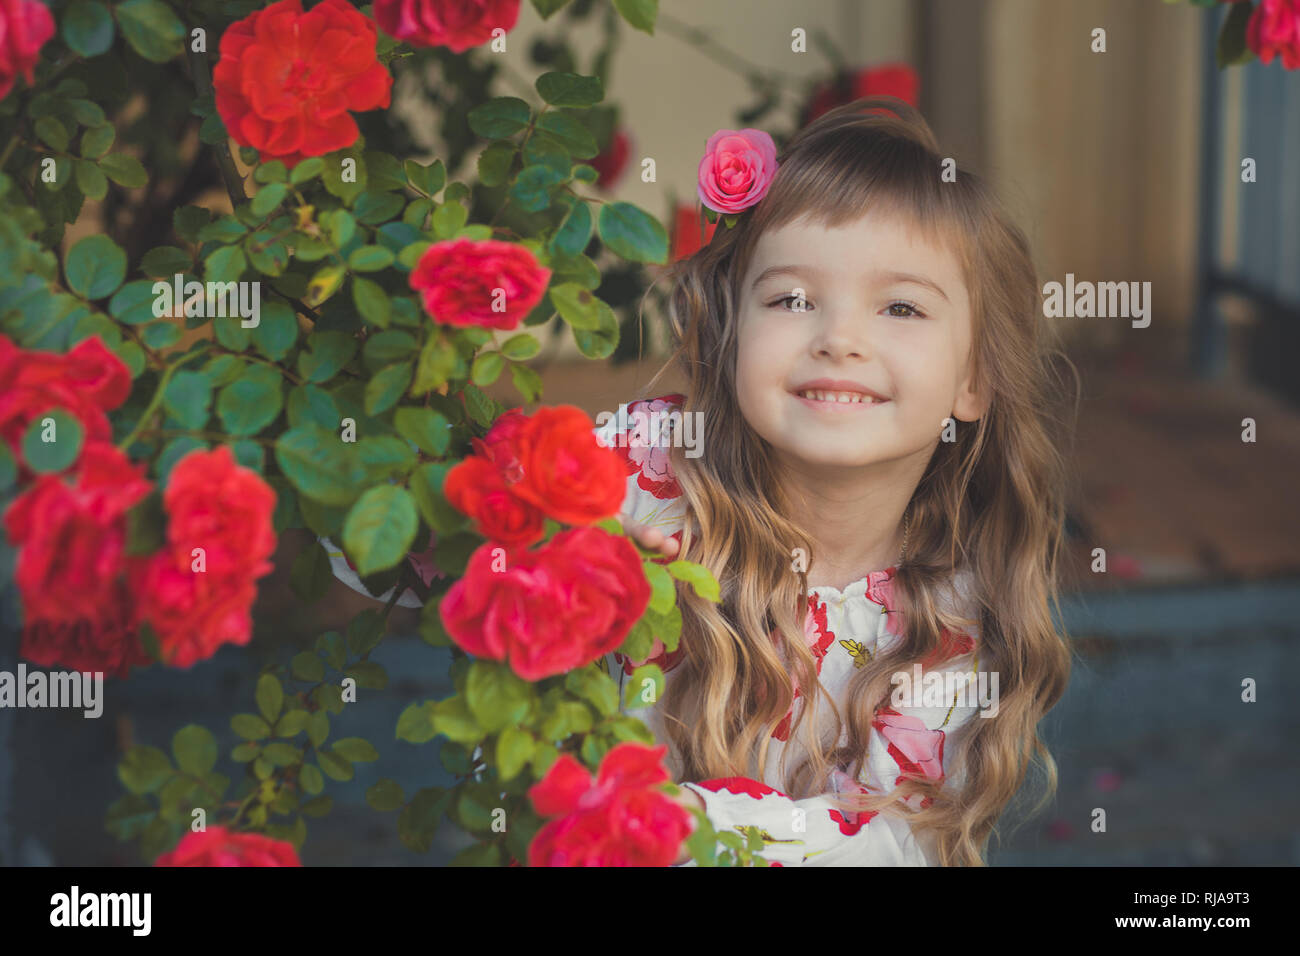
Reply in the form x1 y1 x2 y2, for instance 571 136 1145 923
898 503 911 565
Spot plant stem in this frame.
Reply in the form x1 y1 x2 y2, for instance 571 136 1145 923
116 349 209 451
186 44 246 206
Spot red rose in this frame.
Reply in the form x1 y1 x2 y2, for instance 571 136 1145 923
409 239 551 330
801 63 920 126
213 0 393 169
440 526 649 681
0 0 54 100
527 742 693 866
0 334 131 468
4 442 152 677
1247 0 1300 69
591 129 631 190
508 405 627 525
669 203 717 262
443 455 546 547
154 826 302 866
133 446 277 669
373 0 521 53
473 407 529 482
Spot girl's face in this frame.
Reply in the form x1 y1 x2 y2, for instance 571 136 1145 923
734 211 984 472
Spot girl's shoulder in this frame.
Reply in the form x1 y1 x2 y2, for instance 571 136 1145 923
593 393 690 531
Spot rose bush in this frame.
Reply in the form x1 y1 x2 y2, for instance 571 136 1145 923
0 0 775 867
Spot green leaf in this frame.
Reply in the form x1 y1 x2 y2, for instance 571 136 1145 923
535 111 598 158
536 72 604 108
476 142 515 187
548 281 602 330
570 297 619 359
431 201 468 238
63 1 115 57
333 737 379 762
403 158 446 197
317 750 353 782
326 209 356 248
354 190 404 225
290 156 325 185
296 329 357 383
613 0 658 34
216 364 283 436
172 724 218 776
470 351 504 386
348 245 395 271
252 182 288 216
291 650 326 682
275 425 366 505
21 409 84 473
597 201 668 264
432 695 484 745
411 334 458 395
550 199 593 257
75 160 108 200
205 244 247 285
666 559 721 602
1218 0 1255 68
499 333 541 361
342 485 418 576
254 161 288 184
275 709 310 737
393 406 450 455
396 701 438 744
35 116 69 152
623 662 664 710
467 96 532 138
367 779 406 812
496 726 536 782
65 234 126 299
140 245 193 276
352 276 391 329
364 361 410 414
98 152 148 188
232 713 271 740
564 665 620 716
251 300 298 361
465 661 531 733
509 362 542 402
508 164 564 213
299 763 325 796
80 123 115 159
162 369 212 429
117 0 186 63
256 673 284 724
644 561 676 615
118 746 173 794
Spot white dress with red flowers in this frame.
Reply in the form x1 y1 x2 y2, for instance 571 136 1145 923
595 396 988 867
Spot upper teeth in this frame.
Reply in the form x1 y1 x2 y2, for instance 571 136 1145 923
798 390 880 404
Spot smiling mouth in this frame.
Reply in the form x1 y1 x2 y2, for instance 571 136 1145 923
793 389 889 406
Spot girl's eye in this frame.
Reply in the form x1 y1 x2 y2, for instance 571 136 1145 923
768 294 812 312
885 300 925 318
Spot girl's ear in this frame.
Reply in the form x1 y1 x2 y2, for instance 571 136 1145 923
952 365 989 423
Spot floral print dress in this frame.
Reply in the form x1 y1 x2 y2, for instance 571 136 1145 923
594 395 989 867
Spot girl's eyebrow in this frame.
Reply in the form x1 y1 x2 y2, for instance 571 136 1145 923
751 264 950 303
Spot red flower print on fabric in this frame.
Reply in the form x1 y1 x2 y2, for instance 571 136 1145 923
771 593 836 741
608 394 686 500
693 777 789 800
919 627 976 667
872 707 946 783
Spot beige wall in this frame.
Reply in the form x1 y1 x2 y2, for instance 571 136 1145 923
984 0 1204 349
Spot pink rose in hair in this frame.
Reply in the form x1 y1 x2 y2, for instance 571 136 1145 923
1246 0 1300 69
696 128 778 215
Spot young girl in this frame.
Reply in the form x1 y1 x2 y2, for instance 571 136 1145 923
596 96 1078 866
330 96 1078 867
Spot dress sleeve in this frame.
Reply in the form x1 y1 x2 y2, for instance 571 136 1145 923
317 532 439 609
676 775 933 867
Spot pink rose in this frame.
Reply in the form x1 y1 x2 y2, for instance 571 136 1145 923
154 826 301 866
409 239 551 331
696 128 779 215
0 0 55 100
373 0 521 53
1247 0 1300 69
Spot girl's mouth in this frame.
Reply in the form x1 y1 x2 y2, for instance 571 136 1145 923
793 389 890 410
